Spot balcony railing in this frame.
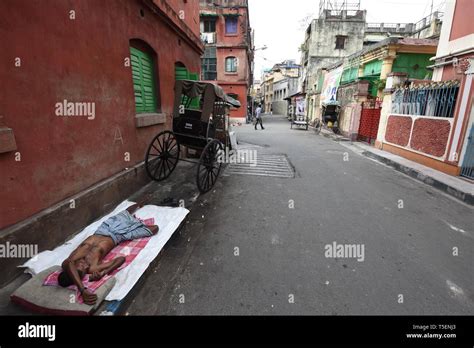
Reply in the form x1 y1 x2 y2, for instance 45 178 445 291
366 11 443 35
365 22 413 33
413 11 443 32
391 81 460 118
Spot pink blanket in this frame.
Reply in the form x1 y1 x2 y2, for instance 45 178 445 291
43 236 151 304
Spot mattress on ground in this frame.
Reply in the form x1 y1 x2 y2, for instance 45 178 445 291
10 266 116 316
21 201 190 301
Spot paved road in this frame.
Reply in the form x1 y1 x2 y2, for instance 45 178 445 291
126 114 474 315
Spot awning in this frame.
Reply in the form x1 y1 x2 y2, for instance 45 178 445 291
322 101 340 106
178 80 241 108
200 13 218 17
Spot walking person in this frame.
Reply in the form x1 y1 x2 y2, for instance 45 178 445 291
254 104 264 130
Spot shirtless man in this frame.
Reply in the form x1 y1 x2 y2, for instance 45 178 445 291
58 203 158 305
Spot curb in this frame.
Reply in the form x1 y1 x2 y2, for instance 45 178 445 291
96 214 189 316
317 129 351 142
361 150 474 206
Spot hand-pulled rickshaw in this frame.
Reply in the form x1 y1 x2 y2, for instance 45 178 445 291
144 79 240 193
313 101 341 134
321 101 341 126
322 101 341 133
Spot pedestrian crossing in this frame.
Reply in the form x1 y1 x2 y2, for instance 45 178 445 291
225 154 294 178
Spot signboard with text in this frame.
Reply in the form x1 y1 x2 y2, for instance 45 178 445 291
320 66 343 106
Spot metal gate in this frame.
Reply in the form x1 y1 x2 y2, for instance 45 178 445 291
461 125 474 180
357 101 381 145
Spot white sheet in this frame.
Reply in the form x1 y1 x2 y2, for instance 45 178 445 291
21 200 189 301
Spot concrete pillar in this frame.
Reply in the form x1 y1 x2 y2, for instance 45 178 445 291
380 57 395 80
358 64 364 78
375 70 407 147
375 91 392 149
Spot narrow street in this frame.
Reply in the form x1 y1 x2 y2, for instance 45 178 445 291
125 115 474 315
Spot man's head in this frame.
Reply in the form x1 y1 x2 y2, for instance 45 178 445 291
58 270 78 287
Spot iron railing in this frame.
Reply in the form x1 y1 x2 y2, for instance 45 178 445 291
391 81 460 118
366 12 443 34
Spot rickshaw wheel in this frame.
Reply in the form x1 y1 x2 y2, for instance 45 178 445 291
196 139 223 194
314 119 322 135
145 131 180 182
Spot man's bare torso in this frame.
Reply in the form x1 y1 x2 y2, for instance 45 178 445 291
77 235 115 272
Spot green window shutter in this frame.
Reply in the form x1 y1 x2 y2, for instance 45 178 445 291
130 47 157 113
188 72 200 109
341 67 358 84
363 60 382 77
130 48 144 112
175 66 189 80
188 72 199 81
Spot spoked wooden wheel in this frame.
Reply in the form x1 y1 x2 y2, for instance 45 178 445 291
196 139 223 194
145 131 180 181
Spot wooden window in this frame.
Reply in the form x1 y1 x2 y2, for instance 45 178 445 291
202 47 217 80
225 17 238 34
202 19 216 33
225 56 237 73
335 35 346 49
130 46 158 113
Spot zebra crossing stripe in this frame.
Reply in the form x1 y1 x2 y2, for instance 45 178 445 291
225 154 294 178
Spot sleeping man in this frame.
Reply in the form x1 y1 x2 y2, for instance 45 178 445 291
58 203 158 305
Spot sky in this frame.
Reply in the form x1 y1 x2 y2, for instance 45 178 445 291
248 0 446 81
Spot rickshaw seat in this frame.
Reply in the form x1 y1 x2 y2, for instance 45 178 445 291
181 109 202 120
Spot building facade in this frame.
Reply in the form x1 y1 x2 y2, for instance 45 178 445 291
199 0 253 120
271 60 301 116
376 0 474 178
300 8 367 99
261 69 279 113
364 11 444 46
0 0 203 285
298 0 446 122
320 38 438 141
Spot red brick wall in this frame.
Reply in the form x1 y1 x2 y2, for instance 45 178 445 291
410 118 451 157
385 115 452 159
385 116 413 147
217 46 249 118
214 7 249 47
203 5 251 119
0 0 202 228
219 83 248 118
217 48 249 83
163 0 201 38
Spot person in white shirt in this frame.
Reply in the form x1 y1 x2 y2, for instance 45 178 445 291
254 105 264 130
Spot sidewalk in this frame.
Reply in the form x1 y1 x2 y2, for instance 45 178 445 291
319 129 474 206
0 161 203 315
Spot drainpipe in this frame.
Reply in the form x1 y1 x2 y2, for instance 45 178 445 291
427 58 459 69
